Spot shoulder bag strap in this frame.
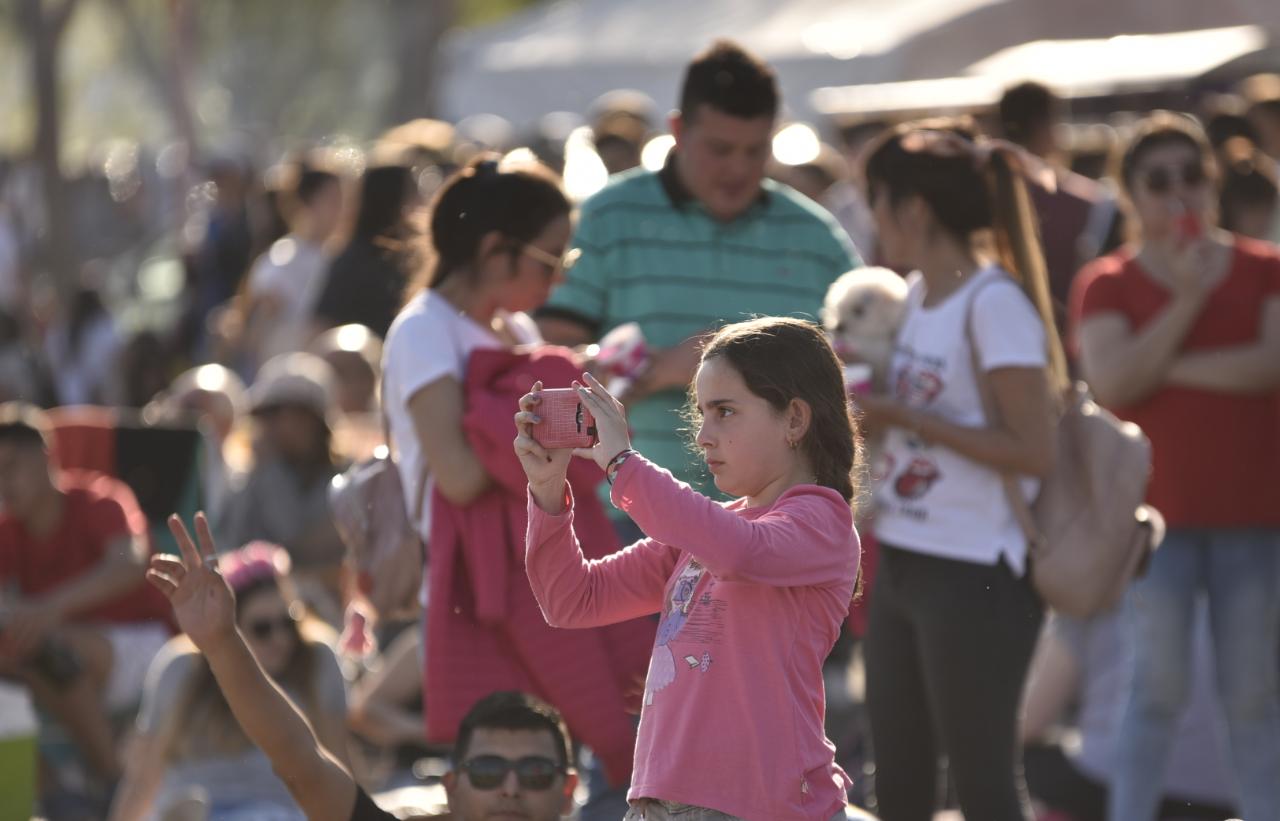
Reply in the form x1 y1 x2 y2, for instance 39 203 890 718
963 274 1043 549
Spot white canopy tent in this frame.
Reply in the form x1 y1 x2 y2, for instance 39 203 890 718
439 0 1280 129
811 25 1274 119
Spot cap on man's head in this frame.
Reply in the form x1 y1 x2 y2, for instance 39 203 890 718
248 353 336 427
0 401 51 451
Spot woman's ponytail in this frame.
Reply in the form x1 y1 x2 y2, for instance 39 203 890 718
986 150 1070 393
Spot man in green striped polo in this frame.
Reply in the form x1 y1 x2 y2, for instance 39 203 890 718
538 39 862 512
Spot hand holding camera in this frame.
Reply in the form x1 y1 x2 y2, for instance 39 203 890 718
514 373 634 510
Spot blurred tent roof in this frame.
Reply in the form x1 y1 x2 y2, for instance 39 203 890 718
812 25 1274 118
440 0 1280 127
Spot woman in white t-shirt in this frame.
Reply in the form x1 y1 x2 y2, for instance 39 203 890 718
382 154 571 542
854 122 1068 821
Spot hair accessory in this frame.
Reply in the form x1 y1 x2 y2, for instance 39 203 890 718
605 448 637 485
219 541 291 594
900 130 1057 194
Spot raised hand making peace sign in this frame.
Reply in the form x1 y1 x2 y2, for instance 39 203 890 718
148 513 236 654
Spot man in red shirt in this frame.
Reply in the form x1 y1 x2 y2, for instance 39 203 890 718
0 402 171 787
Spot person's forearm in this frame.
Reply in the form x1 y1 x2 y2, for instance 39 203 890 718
106 736 164 821
433 457 493 506
1167 343 1280 393
41 550 145 621
905 408 1052 478
1083 295 1204 407
350 702 424 747
202 631 323 772
525 487 672 628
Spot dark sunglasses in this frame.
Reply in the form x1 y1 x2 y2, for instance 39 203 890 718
245 615 297 641
457 754 564 791
1141 161 1207 194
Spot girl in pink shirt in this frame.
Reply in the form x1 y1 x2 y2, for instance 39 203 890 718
514 317 864 821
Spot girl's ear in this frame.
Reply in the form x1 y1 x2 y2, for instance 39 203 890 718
786 397 812 445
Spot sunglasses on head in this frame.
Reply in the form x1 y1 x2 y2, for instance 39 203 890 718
1140 161 1206 194
457 754 564 791
245 615 297 641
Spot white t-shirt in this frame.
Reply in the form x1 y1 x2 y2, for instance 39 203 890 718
873 266 1046 572
247 236 330 362
382 289 539 538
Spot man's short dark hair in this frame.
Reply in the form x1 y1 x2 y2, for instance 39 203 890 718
296 168 340 207
998 81 1059 146
0 402 50 451
679 40 778 123
453 691 572 768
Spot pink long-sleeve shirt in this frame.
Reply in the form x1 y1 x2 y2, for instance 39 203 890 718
525 455 861 821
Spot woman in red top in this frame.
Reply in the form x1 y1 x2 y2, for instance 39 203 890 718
1069 112 1280 821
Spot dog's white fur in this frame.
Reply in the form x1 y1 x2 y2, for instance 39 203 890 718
822 267 909 385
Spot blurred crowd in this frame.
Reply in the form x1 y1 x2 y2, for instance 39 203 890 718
0 33 1279 821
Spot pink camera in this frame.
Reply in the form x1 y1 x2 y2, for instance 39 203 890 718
532 389 598 449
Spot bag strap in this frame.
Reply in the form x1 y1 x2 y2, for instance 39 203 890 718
962 274 1044 550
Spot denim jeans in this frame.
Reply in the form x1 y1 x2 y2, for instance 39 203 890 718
1110 528 1280 821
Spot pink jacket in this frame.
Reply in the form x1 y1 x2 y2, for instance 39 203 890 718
425 347 654 784
526 454 861 820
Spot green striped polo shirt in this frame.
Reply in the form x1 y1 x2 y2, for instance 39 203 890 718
542 155 861 496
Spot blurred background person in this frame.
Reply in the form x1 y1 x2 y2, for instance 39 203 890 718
0 403 172 809
588 90 655 176
144 363 249 523
216 352 348 626
1217 135 1280 241
42 279 121 407
382 154 566 557
1070 112 1280 821
108 541 347 821
182 156 259 361
855 120 1064 821
238 166 344 375
313 164 422 340
309 324 383 462
998 81 1123 332
1020 604 1239 821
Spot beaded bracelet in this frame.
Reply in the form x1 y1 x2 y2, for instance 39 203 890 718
605 448 637 485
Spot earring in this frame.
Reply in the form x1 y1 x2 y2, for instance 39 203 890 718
788 438 798 450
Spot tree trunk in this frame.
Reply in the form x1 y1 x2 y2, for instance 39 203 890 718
22 0 82 309
384 0 456 124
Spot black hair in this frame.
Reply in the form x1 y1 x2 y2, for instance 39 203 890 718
1219 136 1279 232
406 154 569 297
679 40 779 123
0 402 51 451
295 169 340 207
453 691 572 769
354 165 416 242
864 120 1068 390
66 287 108 360
1115 111 1217 202
1205 112 1260 151
998 81 1059 146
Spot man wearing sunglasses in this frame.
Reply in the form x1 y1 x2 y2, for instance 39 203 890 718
149 512 579 821
443 691 579 821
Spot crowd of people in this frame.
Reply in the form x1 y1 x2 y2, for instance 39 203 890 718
1 31 1279 821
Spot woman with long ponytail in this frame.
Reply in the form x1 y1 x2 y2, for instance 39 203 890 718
854 120 1062 821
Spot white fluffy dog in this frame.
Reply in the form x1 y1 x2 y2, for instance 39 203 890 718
821 267 909 387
